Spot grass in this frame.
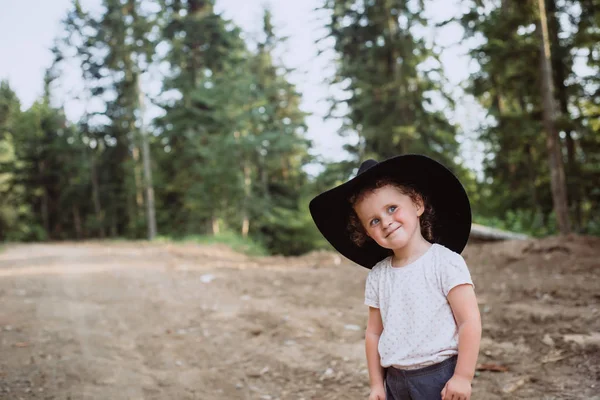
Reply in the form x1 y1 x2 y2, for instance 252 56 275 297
0 233 269 257
156 232 268 257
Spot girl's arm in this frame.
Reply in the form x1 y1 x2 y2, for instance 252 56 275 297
442 284 482 400
365 306 385 397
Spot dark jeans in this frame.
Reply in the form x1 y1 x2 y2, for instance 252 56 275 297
385 356 457 400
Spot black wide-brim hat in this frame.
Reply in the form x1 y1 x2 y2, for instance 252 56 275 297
309 154 471 269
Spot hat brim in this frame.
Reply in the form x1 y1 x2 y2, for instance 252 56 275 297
309 154 471 269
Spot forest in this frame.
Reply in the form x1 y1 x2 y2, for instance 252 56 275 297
0 0 598 255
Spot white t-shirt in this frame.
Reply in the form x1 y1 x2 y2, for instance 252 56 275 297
364 243 473 370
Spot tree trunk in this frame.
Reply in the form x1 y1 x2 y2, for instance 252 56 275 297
137 76 157 240
73 206 82 239
132 146 144 208
38 160 50 235
241 162 251 238
90 150 105 238
41 189 49 235
142 134 157 240
537 0 571 234
382 0 399 81
546 0 581 231
525 144 539 212
564 132 581 230
111 214 118 237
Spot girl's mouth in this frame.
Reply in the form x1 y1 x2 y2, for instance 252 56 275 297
386 225 401 238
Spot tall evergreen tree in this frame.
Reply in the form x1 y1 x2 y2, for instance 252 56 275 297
154 0 250 234
54 0 157 238
461 0 599 234
155 3 313 253
569 0 600 232
0 77 90 240
0 82 25 240
243 9 313 254
321 0 461 168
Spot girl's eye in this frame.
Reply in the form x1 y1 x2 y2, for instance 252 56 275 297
370 218 380 227
388 206 397 213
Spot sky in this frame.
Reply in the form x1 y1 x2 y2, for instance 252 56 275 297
0 0 486 173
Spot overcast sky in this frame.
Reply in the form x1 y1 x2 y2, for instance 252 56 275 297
0 0 486 172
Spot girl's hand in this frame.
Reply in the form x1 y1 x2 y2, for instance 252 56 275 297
368 385 386 400
441 374 472 400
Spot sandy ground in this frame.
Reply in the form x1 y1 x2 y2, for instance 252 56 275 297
0 236 599 400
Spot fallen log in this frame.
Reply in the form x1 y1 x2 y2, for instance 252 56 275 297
470 223 529 242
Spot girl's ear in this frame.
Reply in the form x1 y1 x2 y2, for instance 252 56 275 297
415 196 425 217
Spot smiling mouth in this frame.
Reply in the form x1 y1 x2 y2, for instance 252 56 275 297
385 226 402 238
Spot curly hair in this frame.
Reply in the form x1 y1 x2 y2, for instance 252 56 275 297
347 178 436 247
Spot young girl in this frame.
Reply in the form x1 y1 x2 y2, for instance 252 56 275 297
309 155 481 400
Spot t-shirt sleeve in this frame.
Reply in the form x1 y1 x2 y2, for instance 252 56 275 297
440 251 474 297
364 267 380 308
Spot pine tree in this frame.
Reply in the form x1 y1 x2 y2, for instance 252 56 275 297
569 0 600 233
321 0 461 168
53 0 157 238
154 0 250 235
461 0 599 234
155 4 314 253
0 76 90 240
243 9 313 254
0 81 24 240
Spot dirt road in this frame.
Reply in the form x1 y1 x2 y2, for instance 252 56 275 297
0 237 598 399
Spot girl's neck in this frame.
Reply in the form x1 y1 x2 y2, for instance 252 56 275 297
391 236 432 268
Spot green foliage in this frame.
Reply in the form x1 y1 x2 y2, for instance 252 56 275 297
321 0 461 170
0 79 92 241
255 198 318 256
2 0 599 254
461 0 600 235
156 231 268 257
153 4 313 255
0 81 22 240
475 210 557 238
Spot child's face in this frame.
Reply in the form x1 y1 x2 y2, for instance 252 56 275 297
354 185 424 251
